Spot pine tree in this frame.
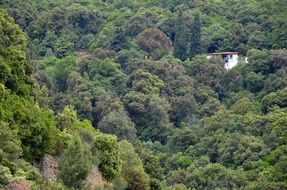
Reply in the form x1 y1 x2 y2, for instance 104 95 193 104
58 136 93 189
190 13 202 58
174 10 188 61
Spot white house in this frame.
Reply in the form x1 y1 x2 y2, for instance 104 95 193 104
207 52 240 70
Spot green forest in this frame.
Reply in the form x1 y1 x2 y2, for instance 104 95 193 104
0 0 286 189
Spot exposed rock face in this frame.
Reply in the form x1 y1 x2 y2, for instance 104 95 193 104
39 155 105 189
86 166 106 190
40 154 59 181
5 179 30 190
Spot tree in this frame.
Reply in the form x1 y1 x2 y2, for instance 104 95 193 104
110 28 130 52
98 110 137 142
3 0 287 188
174 10 188 61
170 94 197 126
93 92 124 125
135 27 172 60
187 163 247 189
262 87 287 112
59 122 122 184
129 69 164 95
142 95 173 143
124 92 172 143
53 55 77 91
53 30 77 57
245 72 265 93
167 128 198 153
246 49 270 74
189 13 202 58
231 97 252 115
217 133 268 168
0 121 27 188
56 106 78 131
166 168 191 187
67 4 102 34
87 58 128 94
265 107 287 144
166 183 189 190
9 3 38 33
185 56 225 90
0 10 30 94
268 49 287 72
126 16 152 37
92 132 122 181
136 145 165 190
58 136 93 189
15 100 58 160
0 165 12 188
118 141 150 190
221 69 244 93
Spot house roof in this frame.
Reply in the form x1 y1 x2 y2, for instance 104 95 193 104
208 52 239 55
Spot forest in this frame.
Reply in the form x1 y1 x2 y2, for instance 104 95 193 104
0 0 286 189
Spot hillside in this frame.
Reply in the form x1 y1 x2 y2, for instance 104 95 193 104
0 0 287 189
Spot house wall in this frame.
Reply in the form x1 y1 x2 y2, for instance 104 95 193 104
225 54 238 70
207 55 212 59
207 53 241 70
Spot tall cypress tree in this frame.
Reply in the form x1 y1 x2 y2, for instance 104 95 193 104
190 13 202 58
174 10 188 61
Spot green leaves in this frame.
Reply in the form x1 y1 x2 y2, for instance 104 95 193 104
88 58 128 94
98 110 137 142
124 92 172 143
92 132 122 181
1 1 287 189
0 122 22 165
129 69 164 95
188 163 247 189
245 72 265 93
117 141 150 190
189 13 202 58
58 136 93 189
135 27 172 60
0 10 30 94
174 10 188 61
0 89 57 161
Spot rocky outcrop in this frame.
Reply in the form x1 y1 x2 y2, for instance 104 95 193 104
39 154 59 181
5 179 30 190
86 166 106 190
39 155 106 189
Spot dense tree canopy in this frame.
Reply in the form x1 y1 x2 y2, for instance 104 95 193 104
0 0 287 189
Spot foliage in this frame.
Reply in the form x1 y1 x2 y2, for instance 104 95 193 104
0 10 30 95
173 10 188 61
98 110 137 142
189 13 202 58
0 121 22 165
135 27 172 60
0 165 12 187
58 136 93 189
118 141 150 190
92 132 122 182
0 0 287 189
